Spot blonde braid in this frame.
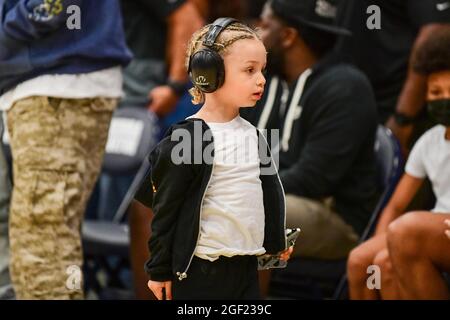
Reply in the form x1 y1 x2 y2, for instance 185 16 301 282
188 86 205 105
216 34 254 54
186 22 261 105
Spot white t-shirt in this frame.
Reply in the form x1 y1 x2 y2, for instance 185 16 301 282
0 66 123 111
405 125 450 213
190 115 266 261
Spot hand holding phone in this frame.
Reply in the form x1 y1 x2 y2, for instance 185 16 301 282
257 228 301 270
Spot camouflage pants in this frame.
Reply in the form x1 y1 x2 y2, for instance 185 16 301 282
6 97 117 299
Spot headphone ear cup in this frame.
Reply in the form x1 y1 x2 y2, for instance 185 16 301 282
215 55 225 90
189 49 225 93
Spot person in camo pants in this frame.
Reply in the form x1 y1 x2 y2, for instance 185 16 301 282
6 98 117 299
0 0 132 299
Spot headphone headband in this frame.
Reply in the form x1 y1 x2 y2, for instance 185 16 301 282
203 17 238 48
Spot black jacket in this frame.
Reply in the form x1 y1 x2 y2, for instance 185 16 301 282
135 118 287 281
241 57 379 235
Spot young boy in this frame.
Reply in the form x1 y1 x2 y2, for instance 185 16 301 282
136 18 293 300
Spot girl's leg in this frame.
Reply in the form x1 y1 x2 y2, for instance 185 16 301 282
387 211 450 299
347 233 387 299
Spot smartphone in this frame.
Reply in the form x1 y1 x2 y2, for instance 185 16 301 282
286 228 301 247
257 228 301 270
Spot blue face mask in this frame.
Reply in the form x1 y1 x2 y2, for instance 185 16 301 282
427 99 450 126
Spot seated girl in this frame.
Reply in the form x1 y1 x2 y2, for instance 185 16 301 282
347 27 450 300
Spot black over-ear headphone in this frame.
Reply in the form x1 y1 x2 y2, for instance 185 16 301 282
188 17 238 93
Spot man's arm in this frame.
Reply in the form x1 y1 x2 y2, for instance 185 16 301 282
2 0 82 41
166 1 204 84
148 1 204 117
190 0 209 19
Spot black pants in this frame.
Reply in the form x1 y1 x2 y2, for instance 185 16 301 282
172 255 261 300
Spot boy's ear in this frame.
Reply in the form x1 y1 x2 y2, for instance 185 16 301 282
281 27 298 49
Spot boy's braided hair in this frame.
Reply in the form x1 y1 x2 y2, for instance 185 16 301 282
186 22 261 105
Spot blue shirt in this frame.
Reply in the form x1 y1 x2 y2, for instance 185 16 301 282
0 0 133 94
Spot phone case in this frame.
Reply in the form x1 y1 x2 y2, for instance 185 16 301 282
257 228 301 270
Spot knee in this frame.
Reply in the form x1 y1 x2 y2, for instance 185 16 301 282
387 212 425 259
373 250 393 279
347 245 372 280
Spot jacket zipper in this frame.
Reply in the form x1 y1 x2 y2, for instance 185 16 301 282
176 147 215 281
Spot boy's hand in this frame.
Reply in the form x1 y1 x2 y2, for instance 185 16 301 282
279 246 294 261
148 280 172 300
445 219 450 240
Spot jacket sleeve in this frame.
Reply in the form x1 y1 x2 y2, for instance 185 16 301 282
133 157 153 209
143 139 196 281
279 71 377 199
2 0 83 42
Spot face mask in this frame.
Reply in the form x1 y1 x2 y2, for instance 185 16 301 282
427 99 450 127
